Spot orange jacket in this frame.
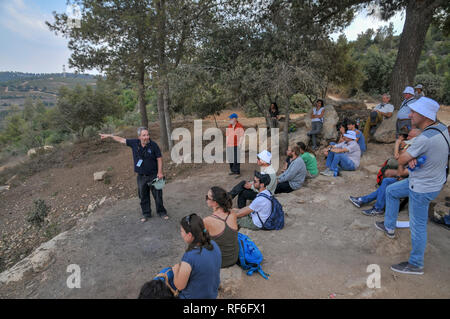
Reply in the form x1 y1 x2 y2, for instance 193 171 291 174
226 121 244 147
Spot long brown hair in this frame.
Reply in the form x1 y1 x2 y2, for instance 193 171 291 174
209 186 232 213
180 214 214 253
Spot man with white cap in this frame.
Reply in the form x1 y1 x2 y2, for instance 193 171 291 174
375 97 450 275
228 150 277 208
414 84 425 99
396 86 417 137
275 145 307 193
321 130 361 177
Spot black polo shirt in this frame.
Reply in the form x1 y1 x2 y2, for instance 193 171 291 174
126 139 162 175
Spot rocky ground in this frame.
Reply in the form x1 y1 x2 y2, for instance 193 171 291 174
1 105 450 299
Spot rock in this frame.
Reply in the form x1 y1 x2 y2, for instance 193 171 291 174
373 113 397 143
27 148 37 157
0 232 67 285
349 219 370 230
99 196 107 206
94 171 107 181
87 204 96 212
304 105 339 141
0 185 10 192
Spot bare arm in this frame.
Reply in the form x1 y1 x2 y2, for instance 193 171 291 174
157 157 164 179
233 207 253 218
172 261 192 291
99 133 126 144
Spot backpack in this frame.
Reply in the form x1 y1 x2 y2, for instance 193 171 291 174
376 160 389 186
237 232 269 280
154 267 179 297
254 192 285 230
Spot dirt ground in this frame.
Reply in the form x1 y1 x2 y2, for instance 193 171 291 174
1 106 450 299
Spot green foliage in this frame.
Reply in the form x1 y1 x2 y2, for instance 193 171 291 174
27 199 50 228
55 81 121 136
415 73 444 102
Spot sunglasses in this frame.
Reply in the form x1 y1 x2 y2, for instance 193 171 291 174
185 214 194 226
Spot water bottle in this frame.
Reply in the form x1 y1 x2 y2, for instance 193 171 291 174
408 156 427 171
333 168 339 177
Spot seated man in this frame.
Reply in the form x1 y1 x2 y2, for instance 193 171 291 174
232 171 272 230
363 93 394 142
321 130 361 177
275 145 307 194
228 150 276 208
349 165 409 216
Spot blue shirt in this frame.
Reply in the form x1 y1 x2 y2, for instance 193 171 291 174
126 139 162 175
397 97 416 120
179 240 221 299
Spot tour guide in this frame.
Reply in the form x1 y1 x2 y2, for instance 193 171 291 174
100 127 168 222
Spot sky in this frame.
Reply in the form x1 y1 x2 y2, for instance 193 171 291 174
0 0 406 74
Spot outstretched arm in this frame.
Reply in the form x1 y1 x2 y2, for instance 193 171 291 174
99 133 126 144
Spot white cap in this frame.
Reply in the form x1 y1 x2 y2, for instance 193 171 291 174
408 97 440 121
257 150 272 164
403 86 414 95
415 84 423 89
343 130 357 140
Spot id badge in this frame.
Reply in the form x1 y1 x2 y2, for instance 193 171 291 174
136 159 143 167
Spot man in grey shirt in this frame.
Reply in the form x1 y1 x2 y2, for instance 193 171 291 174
363 93 394 142
376 97 449 275
396 86 416 137
275 145 306 193
321 130 361 177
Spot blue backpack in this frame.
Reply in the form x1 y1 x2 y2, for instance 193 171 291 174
254 192 284 230
237 232 269 280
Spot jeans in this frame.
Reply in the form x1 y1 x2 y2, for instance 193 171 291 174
307 121 323 148
326 152 355 172
137 174 167 217
360 177 397 210
384 178 441 268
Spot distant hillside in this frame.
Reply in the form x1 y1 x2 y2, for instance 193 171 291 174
0 72 99 128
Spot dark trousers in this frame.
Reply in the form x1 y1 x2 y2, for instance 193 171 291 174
229 180 257 208
137 174 167 217
275 181 294 194
229 146 240 174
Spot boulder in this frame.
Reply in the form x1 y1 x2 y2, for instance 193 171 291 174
373 112 397 143
94 171 107 181
27 148 37 157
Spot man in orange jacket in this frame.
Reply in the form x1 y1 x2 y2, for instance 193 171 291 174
226 113 244 176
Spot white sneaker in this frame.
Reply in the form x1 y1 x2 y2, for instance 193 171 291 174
320 168 331 175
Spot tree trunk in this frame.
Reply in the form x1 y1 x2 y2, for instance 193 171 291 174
163 79 173 150
157 89 169 151
138 65 149 128
389 0 438 109
281 104 290 154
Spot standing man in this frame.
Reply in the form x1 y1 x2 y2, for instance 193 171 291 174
396 86 416 137
100 127 168 222
226 113 244 177
375 97 449 275
363 93 394 142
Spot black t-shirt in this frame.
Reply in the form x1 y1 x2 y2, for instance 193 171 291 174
126 139 162 175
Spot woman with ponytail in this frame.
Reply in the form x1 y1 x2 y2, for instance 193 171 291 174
203 187 239 268
172 213 221 299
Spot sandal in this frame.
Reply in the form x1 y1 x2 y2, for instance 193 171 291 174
140 217 148 223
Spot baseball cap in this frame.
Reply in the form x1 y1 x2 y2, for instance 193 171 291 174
415 84 423 89
229 113 238 119
343 130 357 140
408 97 440 121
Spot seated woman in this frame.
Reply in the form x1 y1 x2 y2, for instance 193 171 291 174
275 145 307 193
172 214 221 299
203 187 239 268
347 119 366 153
296 142 319 179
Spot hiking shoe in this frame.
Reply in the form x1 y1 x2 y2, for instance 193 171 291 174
375 221 395 239
361 207 384 216
321 169 334 177
349 196 363 208
391 262 424 275
320 168 330 175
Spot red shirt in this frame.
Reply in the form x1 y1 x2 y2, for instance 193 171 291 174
226 121 244 147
